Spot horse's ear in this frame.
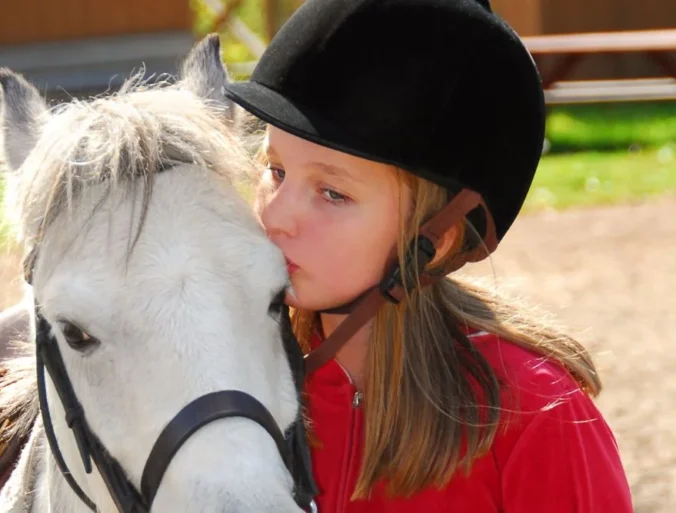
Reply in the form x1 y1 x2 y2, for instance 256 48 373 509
0 68 49 172
180 34 234 112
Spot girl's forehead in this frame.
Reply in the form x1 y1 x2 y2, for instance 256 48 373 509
265 127 343 161
265 127 400 187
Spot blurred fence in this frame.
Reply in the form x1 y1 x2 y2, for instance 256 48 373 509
0 0 194 99
0 0 191 45
492 0 676 81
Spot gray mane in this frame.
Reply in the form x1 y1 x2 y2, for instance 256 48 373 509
11 74 253 254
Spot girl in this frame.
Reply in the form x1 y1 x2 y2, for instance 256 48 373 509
224 0 634 511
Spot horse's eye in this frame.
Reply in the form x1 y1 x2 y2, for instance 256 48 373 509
59 321 100 352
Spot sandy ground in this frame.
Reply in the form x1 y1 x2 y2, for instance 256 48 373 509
1 197 675 512
460 196 676 513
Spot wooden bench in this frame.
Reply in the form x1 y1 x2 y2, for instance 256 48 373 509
522 29 676 104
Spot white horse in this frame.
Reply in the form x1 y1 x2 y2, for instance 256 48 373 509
0 35 310 512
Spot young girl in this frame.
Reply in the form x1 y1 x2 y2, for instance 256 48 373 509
224 0 634 511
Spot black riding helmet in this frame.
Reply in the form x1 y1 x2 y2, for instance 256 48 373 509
224 0 546 248
224 0 545 372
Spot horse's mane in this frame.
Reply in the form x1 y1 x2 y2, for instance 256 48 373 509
0 73 260 480
9 73 257 255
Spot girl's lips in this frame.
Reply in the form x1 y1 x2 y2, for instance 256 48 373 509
285 258 299 274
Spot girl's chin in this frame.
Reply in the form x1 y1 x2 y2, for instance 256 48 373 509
284 290 300 308
284 291 354 313
283 286 323 311
284 276 362 312
284 281 307 309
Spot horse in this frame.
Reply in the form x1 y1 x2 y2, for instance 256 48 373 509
0 34 315 512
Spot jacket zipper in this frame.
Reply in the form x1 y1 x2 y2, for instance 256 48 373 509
334 360 363 513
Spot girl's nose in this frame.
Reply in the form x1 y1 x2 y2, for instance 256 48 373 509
259 184 301 239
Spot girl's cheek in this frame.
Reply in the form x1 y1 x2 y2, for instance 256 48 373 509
253 190 265 217
253 182 273 217
252 197 263 221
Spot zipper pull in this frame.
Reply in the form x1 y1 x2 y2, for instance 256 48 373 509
352 391 363 408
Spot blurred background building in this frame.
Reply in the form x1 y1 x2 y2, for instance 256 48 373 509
3 0 676 101
0 0 194 101
492 0 676 80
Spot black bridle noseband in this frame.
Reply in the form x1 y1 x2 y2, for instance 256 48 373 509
31 291 317 512
25 216 318 512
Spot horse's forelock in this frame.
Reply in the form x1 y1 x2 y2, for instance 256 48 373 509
16 76 255 254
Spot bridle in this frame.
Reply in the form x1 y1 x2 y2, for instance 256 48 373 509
22 164 318 513
26 268 317 513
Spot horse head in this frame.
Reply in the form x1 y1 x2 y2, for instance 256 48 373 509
0 35 311 513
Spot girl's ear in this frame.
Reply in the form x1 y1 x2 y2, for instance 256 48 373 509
429 225 459 267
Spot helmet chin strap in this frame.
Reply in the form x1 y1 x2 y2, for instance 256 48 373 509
315 290 370 315
304 188 498 375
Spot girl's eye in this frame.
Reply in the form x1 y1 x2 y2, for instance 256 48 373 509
321 188 349 203
269 167 285 182
266 165 349 204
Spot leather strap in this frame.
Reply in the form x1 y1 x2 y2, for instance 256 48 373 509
304 285 389 375
304 189 497 375
141 390 291 507
279 304 319 507
36 303 300 513
36 316 98 512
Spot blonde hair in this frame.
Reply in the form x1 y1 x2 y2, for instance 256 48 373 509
289 168 601 499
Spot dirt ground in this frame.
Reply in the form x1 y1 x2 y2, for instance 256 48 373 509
460 196 676 513
1 197 675 512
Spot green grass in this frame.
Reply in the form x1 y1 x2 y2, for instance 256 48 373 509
546 102 676 153
524 144 676 212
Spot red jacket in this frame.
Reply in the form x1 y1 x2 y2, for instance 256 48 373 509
305 328 633 513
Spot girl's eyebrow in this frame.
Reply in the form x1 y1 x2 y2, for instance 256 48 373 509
266 143 363 185
308 161 363 184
